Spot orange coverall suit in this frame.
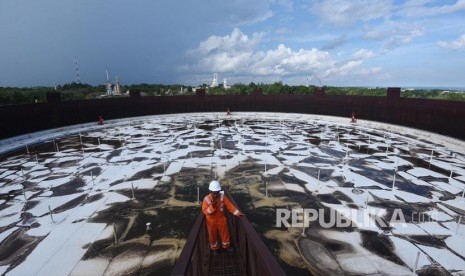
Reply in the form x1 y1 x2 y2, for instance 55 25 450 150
202 192 241 250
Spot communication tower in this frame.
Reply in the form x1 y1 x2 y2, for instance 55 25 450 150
105 69 112 96
211 73 218 87
74 56 81 84
223 78 230 90
114 77 121 94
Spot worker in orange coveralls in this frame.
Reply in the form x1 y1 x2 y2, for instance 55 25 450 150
202 180 243 255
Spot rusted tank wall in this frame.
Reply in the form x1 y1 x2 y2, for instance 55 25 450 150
1 94 464 140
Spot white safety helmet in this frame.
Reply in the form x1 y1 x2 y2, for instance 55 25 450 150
209 180 221 192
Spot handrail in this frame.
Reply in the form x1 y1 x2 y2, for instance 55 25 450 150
225 190 286 276
170 213 209 276
171 190 286 276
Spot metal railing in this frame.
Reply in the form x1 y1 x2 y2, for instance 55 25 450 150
171 191 286 276
170 212 209 276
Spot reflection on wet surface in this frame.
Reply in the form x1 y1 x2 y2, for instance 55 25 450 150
0 113 464 275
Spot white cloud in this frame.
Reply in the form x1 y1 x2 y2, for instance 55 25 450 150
358 66 383 76
353 49 375 59
397 0 465 17
324 60 363 77
183 28 383 84
191 28 263 56
310 0 392 26
187 28 264 73
437 34 465 50
382 27 424 51
252 44 335 75
363 22 424 52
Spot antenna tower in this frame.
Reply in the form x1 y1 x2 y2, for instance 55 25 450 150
211 73 218 87
115 76 121 94
105 69 112 96
223 78 230 90
74 56 81 84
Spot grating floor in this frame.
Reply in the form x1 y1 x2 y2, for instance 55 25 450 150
208 248 242 276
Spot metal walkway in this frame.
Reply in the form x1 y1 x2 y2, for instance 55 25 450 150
171 190 285 276
208 249 242 276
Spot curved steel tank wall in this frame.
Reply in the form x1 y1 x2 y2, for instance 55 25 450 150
1 92 464 140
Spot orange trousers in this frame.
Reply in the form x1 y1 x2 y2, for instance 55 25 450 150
206 216 230 250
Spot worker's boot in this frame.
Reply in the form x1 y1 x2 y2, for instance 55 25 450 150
226 246 234 253
212 250 219 256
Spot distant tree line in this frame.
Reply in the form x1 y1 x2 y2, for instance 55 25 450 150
400 89 465 101
0 82 463 105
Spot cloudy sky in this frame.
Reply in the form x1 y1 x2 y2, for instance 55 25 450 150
1 0 464 88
